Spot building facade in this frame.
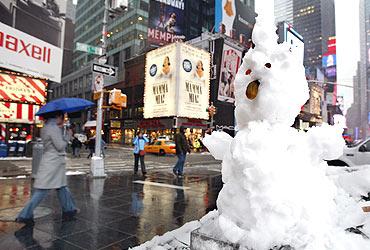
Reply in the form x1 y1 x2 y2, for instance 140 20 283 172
293 0 335 79
275 0 294 25
347 0 370 139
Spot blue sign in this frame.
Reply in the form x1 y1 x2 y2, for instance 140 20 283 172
322 54 336 68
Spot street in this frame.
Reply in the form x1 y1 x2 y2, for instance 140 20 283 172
0 161 222 249
0 146 221 177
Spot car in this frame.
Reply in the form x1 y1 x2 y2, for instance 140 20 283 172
327 138 370 167
145 140 176 156
157 135 170 141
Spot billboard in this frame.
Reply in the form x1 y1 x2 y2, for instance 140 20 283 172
144 42 210 120
144 43 178 117
0 102 40 124
325 66 336 78
0 72 47 104
322 54 336 68
214 0 256 39
0 22 63 82
148 0 186 46
177 43 210 119
217 43 242 103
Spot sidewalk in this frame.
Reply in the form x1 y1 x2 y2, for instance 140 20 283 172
0 168 222 249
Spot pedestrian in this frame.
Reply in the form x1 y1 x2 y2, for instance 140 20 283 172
86 136 95 158
173 126 190 178
15 111 79 226
101 138 106 158
71 135 82 157
133 131 149 175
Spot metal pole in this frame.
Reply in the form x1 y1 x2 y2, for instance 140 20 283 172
90 0 109 177
95 0 109 158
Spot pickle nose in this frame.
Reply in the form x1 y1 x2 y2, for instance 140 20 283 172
246 80 260 100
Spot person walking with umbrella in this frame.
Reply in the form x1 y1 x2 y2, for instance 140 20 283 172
15 111 79 225
15 98 93 225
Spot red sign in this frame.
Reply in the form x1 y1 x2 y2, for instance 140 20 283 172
0 102 40 123
0 31 51 64
0 72 47 104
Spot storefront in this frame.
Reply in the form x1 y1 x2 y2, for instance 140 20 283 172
110 120 122 143
0 102 42 156
121 117 209 145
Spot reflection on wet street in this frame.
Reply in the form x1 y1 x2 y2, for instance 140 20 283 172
0 168 222 249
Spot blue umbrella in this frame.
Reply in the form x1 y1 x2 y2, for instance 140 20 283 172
36 98 94 116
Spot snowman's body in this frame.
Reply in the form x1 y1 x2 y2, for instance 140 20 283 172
202 11 368 250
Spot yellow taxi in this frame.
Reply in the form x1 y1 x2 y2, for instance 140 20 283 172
144 140 176 155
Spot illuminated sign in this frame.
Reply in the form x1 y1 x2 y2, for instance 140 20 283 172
144 42 210 120
0 102 40 123
0 22 63 82
0 73 47 104
322 54 336 68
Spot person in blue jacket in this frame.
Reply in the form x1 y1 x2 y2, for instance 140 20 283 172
133 131 149 175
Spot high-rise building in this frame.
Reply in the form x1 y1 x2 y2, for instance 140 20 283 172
293 0 335 78
72 0 148 74
347 0 370 139
275 0 294 25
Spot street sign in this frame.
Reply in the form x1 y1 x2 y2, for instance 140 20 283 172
93 73 104 93
76 42 103 55
92 63 116 77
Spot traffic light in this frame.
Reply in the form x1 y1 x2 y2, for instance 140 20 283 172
109 88 127 110
206 102 217 117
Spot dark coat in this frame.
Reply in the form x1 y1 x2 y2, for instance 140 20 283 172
174 133 190 155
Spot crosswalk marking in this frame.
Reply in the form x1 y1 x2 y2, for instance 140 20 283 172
133 180 190 190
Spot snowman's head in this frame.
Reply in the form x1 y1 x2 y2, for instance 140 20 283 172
234 14 309 128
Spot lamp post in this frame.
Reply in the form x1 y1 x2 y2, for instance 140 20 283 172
90 0 110 178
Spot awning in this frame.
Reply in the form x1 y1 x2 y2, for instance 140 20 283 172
0 102 41 124
83 120 96 128
0 73 47 104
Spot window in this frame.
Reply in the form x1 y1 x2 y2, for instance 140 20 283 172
113 52 120 67
125 46 131 60
140 1 149 11
155 141 162 145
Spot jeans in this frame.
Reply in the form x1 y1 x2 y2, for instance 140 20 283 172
17 186 77 220
72 147 80 157
134 153 146 174
173 153 186 175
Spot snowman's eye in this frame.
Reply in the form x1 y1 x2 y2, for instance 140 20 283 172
265 63 271 68
245 69 252 75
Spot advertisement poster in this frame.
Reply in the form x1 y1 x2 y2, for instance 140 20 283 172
217 43 242 103
214 0 256 39
0 22 63 82
144 43 210 120
322 54 336 68
148 0 186 46
144 43 177 118
177 43 210 119
0 72 47 104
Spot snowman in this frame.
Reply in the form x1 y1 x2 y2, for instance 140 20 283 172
202 9 368 250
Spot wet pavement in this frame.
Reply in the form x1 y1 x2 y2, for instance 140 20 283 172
1 147 220 176
0 168 222 249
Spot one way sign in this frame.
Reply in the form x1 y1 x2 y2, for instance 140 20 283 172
92 63 116 77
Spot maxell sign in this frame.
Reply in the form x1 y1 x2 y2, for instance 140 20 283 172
0 22 63 82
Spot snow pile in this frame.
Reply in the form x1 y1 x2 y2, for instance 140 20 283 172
133 3 369 250
200 4 369 249
131 220 201 249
